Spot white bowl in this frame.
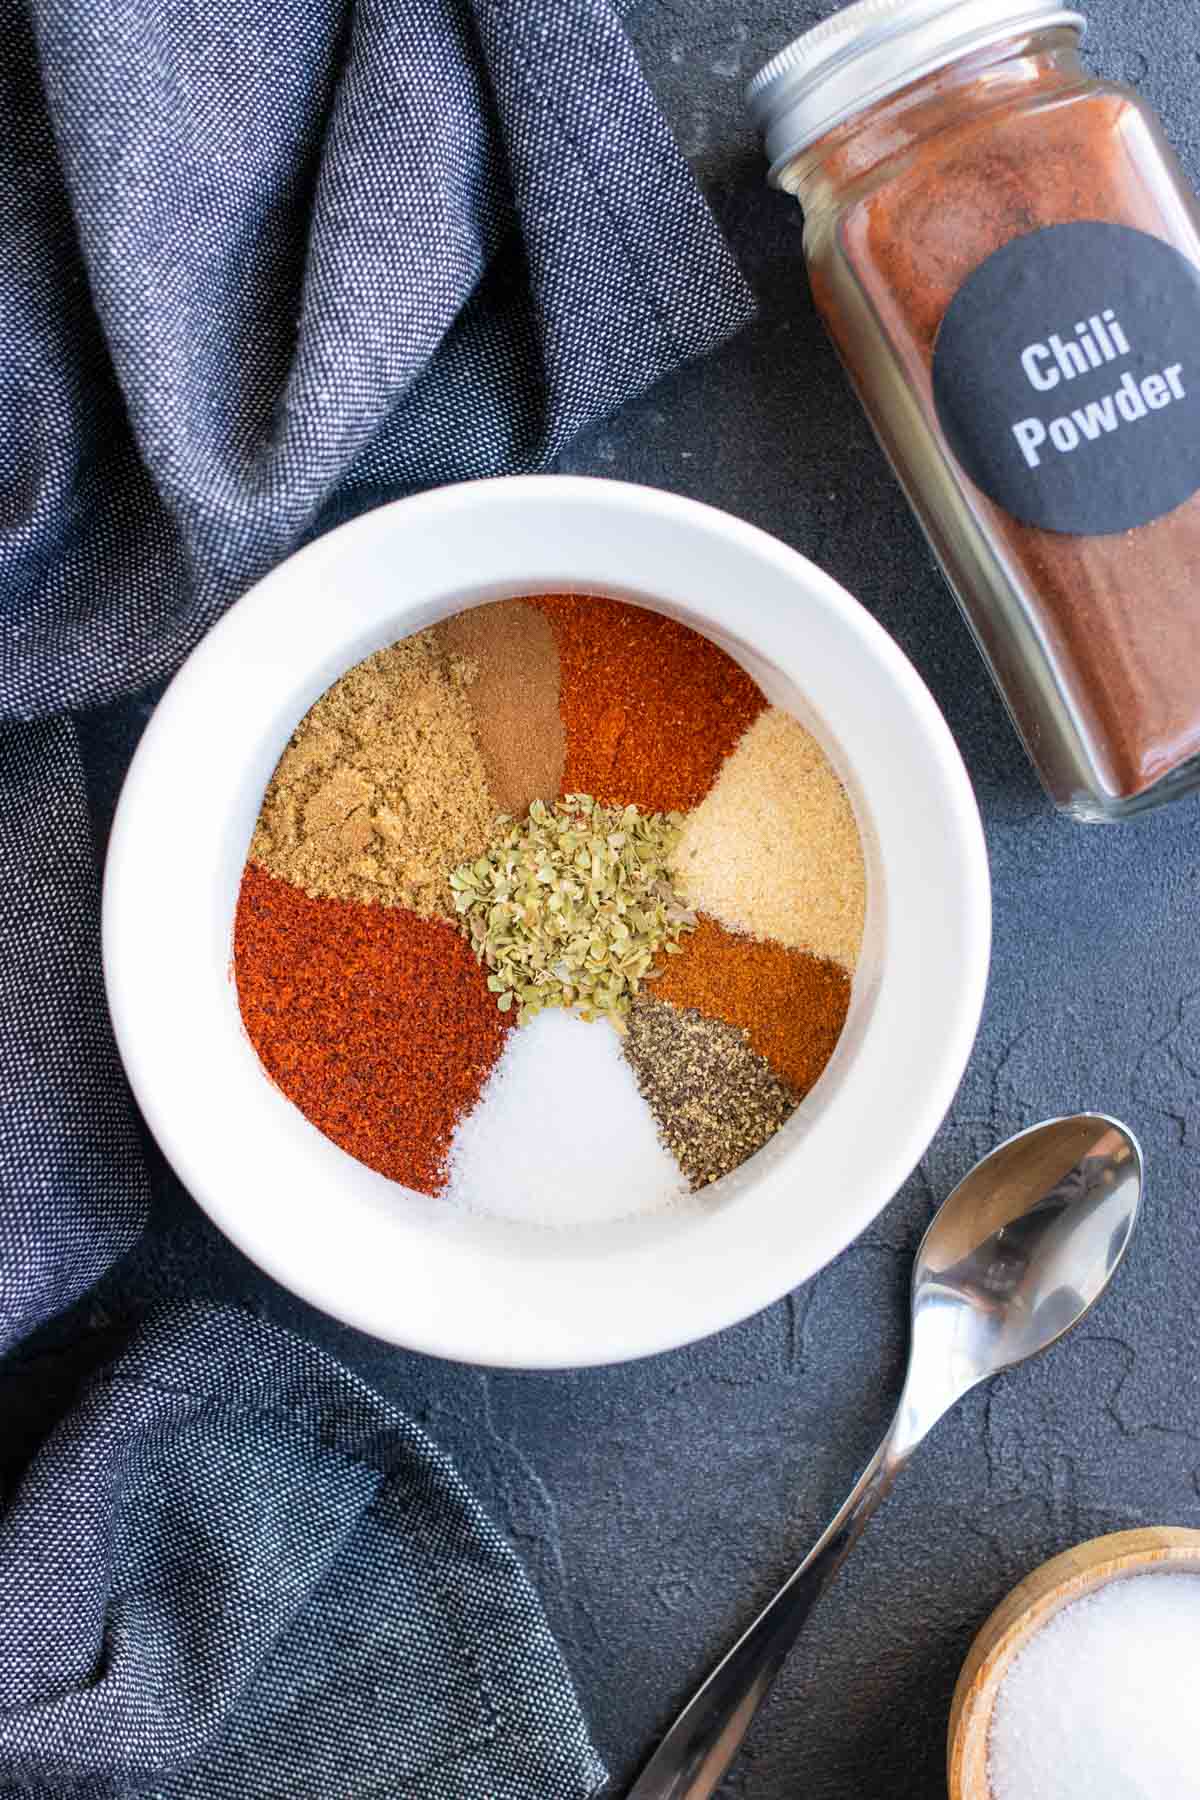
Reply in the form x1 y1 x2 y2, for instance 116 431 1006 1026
103 475 990 1369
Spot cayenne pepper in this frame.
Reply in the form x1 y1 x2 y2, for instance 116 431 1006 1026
750 3 1200 818
234 865 510 1191
650 914 850 1098
531 593 766 812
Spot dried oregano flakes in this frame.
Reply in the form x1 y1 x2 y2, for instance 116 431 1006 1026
450 795 697 1030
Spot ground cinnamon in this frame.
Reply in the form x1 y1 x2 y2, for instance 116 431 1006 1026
437 599 564 817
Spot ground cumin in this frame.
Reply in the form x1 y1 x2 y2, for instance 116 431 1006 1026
802 49 1200 802
651 914 850 1098
248 628 497 920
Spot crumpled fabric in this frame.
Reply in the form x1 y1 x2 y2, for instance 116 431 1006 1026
0 1307 609 1798
0 0 753 1789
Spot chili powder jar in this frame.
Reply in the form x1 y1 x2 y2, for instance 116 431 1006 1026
749 0 1200 819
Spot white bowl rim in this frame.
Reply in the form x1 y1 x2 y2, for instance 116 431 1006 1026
103 473 991 1368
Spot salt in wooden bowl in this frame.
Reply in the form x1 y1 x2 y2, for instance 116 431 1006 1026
947 1526 1200 1800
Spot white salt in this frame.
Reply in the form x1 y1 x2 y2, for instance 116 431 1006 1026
989 1571 1200 1800
443 1009 689 1225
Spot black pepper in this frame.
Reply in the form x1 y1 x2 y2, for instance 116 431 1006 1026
623 999 799 1190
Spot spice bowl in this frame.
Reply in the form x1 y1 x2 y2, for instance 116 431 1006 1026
948 1528 1200 1799
103 475 990 1368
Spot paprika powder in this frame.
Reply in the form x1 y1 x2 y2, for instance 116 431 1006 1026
234 864 511 1191
749 0 1200 818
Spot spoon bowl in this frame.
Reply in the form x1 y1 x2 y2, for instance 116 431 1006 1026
629 1113 1143 1800
899 1114 1142 1443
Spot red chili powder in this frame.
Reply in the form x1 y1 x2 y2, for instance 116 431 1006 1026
234 864 510 1192
810 71 1200 799
531 594 767 812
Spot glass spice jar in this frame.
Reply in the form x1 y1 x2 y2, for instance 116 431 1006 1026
748 0 1200 820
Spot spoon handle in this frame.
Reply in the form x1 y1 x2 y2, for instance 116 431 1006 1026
626 1431 908 1800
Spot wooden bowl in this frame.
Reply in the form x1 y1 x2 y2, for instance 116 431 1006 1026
947 1527 1200 1799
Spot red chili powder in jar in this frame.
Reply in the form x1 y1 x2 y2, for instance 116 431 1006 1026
807 60 1200 801
234 865 510 1191
531 594 766 812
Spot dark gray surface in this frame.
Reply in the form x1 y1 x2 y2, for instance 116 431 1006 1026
53 3 1200 1795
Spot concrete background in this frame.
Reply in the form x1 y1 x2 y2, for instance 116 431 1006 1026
60 2 1200 1794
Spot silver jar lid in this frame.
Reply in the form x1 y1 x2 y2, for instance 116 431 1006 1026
747 0 1086 185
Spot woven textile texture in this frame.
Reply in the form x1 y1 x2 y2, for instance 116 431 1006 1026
0 1307 609 1799
0 0 753 1790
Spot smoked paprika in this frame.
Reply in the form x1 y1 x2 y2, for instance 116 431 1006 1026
750 1 1200 819
234 865 510 1191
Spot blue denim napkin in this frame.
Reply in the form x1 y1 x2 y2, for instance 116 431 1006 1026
0 1309 610 1800
0 0 753 1790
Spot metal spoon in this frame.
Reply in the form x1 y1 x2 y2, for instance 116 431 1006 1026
628 1113 1143 1800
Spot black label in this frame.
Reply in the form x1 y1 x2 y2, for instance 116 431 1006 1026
931 221 1200 536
